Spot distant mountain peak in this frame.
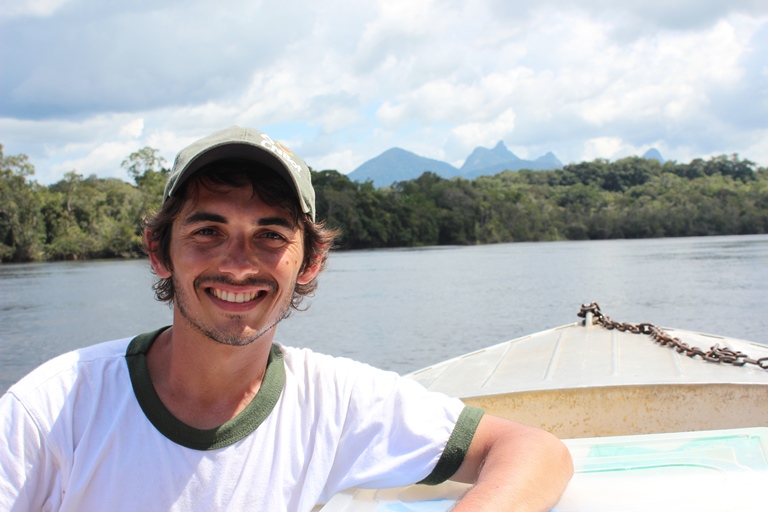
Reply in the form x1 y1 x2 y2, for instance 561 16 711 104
347 147 459 187
643 148 664 163
461 141 520 173
348 141 562 187
535 152 563 166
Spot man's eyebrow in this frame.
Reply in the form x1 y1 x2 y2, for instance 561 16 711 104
181 212 296 230
258 216 297 230
182 212 228 226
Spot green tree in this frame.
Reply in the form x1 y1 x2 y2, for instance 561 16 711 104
122 147 167 184
43 172 143 260
0 145 43 262
122 146 169 221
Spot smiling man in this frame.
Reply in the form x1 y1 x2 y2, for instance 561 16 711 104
0 127 572 511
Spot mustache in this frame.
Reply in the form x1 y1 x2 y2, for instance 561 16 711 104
194 275 278 292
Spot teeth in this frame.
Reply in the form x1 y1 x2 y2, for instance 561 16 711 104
213 289 258 303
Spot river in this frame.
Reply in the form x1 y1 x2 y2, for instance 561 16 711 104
2 234 767 392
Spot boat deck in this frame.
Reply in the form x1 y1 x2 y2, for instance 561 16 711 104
406 322 768 437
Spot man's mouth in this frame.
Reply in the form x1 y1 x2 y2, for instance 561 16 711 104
209 288 267 303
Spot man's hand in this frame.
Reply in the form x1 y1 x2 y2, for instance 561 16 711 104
450 415 573 511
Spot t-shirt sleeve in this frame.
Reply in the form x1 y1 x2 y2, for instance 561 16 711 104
417 405 484 485
0 392 61 511
314 354 484 496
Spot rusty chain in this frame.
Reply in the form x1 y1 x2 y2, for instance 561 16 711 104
578 302 768 370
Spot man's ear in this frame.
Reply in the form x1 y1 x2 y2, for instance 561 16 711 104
145 229 172 279
297 254 322 285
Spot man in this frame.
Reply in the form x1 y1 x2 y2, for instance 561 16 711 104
0 127 572 511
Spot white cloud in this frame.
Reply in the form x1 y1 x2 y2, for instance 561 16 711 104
119 118 144 139
0 0 71 19
1 0 767 184
582 137 626 161
51 140 138 180
739 128 768 165
449 108 517 154
376 101 407 127
312 149 359 173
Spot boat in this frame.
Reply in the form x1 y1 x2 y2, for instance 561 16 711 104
407 302 768 438
318 303 768 512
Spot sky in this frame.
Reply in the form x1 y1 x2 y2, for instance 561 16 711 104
1 0 767 184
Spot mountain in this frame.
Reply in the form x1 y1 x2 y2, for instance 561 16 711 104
461 142 563 179
534 151 563 169
643 148 665 163
460 141 521 174
347 148 460 188
348 141 563 188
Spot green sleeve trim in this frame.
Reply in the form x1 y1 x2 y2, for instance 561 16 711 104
418 405 485 486
125 328 285 451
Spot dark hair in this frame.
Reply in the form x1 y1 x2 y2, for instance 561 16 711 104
143 159 339 311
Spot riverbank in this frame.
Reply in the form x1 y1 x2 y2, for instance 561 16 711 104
3 148 766 262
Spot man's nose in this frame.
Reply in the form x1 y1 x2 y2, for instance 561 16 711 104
219 235 259 279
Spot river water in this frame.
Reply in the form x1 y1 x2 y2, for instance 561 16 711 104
2 234 767 392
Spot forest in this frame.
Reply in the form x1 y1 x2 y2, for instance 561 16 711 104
1 143 767 262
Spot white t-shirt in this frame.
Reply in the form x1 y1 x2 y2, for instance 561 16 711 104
0 328 483 512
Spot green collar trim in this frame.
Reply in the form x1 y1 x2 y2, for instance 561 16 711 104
125 327 285 451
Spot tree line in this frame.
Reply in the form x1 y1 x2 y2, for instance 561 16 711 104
1 145 168 262
315 153 767 249
2 143 767 262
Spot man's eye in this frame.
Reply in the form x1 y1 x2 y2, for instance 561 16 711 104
195 227 217 236
262 232 285 241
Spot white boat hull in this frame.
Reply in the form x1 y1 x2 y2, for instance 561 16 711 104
407 321 768 438
462 381 768 438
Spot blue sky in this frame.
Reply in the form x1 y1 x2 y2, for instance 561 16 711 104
1 0 767 184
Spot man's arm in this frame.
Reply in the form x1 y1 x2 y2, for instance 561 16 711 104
450 414 573 511
0 393 58 511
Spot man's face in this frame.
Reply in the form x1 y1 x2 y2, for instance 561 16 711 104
150 181 318 347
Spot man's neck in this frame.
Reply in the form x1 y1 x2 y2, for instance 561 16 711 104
145 323 275 430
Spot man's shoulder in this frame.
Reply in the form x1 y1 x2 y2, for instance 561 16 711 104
274 343 419 404
276 343 397 378
7 336 135 402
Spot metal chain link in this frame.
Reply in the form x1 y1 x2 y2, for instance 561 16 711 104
578 302 768 370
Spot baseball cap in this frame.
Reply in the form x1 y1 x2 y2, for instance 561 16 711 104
164 126 316 221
